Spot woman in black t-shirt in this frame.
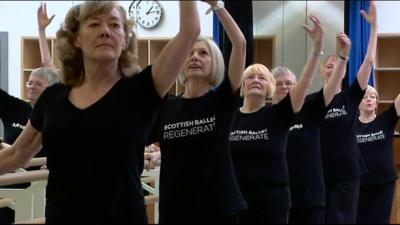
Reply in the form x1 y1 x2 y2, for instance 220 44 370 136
272 32 351 224
0 1 200 223
145 1 248 223
321 2 378 224
229 15 323 224
356 86 400 224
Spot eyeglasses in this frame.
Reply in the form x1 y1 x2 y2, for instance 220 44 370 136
25 81 47 88
276 81 294 87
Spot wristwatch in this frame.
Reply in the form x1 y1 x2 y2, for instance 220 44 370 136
206 1 225 15
338 54 350 61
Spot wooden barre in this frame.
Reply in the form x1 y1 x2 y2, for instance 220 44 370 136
27 157 47 168
0 170 49 186
0 198 13 208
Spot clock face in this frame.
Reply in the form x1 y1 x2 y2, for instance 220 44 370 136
129 0 162 29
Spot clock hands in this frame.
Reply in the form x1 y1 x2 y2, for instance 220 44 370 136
146 6 153 15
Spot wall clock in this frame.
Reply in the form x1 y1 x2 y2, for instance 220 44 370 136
129 0 163 29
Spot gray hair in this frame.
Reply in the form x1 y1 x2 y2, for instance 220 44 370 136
30 67 60 85
271 66 297 83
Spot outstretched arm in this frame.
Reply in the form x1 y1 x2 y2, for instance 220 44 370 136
37 2 55 68
323 33 351 106
0 121 42 175
289 15 324 113
204 1 247 92
357 1 377 90
151 1 200 97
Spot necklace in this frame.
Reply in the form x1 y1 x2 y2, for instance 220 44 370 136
359 114 377 123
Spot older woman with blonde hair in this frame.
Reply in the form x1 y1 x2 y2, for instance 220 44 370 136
145 1 248 223
0 1 200 223
229 14 324 224
356 86 400 224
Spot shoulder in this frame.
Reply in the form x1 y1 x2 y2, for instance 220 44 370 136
120 65 155 92
125 65 153 82
39 83 69 101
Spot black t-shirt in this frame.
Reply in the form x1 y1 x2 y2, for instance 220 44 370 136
150 77 247 220
357 104 399 187
287 89 326 208
0 89 32 144
321 80 367 183
229 94 293 212
30 65 162 223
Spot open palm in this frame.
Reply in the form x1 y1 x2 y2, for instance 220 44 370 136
37 3 55 29
361 1 377 26
302 15 324 45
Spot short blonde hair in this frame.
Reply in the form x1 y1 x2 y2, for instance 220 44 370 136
56 1 139 86
178 36 225 87
241 63 275 99
365 85 379 101
359 85 379 112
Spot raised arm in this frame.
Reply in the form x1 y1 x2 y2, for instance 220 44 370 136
395 94 400 116
0 121 42 175
151 1 200 97
289 15 324 113
323 33 351 106
37 2 55 68
357 1 377 90
204 1 246 92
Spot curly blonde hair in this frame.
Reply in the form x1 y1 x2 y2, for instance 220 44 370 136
55 1 139 86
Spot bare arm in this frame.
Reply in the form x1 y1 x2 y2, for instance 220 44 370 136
151 1 200 97
290 15 324 113
206 1 246 92
395 94 400 116
38 2 55 68
0 121 42 175
0 142 10 151
357 1 377 90
323 33 351 106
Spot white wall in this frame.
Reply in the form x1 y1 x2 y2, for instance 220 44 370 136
253 1 345 92
376 1 400 34
0 1 212 98
0 1 399 98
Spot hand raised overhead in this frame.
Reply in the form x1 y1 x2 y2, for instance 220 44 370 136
302 14 325 46
37 2 55 30
361 1 377 26
336 32 351 58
